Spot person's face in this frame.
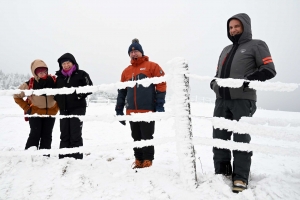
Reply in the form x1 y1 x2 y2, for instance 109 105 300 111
62 61 73 71
229 19 243 36
37 70 48 78
129 50 142 59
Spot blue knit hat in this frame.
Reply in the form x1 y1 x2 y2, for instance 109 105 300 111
128 38 144 56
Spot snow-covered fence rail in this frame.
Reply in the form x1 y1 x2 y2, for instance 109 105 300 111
192 137 300 157
0 137 178 157
193 115 300 156
0 76 171 96
90 99 117 104
0 112 172 123
186 74 300 92
1 74 299 97
208 117 300 142
191 96 214 103
239 116 300 127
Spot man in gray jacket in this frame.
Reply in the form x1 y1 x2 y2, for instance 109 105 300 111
210 13 276 193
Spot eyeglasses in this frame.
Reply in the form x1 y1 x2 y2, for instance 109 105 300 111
62 61 72 65
37 71 48 76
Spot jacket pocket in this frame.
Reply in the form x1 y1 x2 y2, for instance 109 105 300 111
248 100 257 117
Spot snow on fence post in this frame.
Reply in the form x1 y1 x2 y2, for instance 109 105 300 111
168 57 198 188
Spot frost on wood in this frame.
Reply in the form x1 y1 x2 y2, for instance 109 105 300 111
0 77 169 96
168 57 198 188
211 117 300 142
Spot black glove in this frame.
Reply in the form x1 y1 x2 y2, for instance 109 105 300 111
243 82 250 89
119 121 126 125
115 105 126 126
246 69 275 82
156 99 165 112
210 79 216 90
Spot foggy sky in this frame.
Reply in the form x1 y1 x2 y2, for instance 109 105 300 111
1 0 299 112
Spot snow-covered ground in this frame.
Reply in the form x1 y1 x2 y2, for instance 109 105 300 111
1 95 300 200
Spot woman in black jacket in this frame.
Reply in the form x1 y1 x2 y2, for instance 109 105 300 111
55 53 93 159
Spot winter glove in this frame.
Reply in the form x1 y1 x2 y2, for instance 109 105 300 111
210 79 216 90
119 121 126 126
156 99 165 112
243 82 250 89
156 105 165 112
115 105 126 126
245 69 275 82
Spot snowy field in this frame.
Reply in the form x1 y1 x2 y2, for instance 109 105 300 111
0 95 300 200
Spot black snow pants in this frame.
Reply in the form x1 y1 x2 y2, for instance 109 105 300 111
130 121 155 161
213 99 256 184
26 117 55 150
59 106 86 159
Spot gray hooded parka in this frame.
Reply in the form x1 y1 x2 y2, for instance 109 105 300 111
210 13 276 101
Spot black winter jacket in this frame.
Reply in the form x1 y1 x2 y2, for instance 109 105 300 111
55 53 93 111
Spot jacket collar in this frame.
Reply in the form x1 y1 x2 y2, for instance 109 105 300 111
130 56 149 66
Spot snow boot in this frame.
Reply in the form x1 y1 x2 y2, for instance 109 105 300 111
232 180 247 193
142 160 152 168
132 160 143 169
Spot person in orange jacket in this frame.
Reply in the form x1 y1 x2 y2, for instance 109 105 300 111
13 59 58 151
115 38 167 169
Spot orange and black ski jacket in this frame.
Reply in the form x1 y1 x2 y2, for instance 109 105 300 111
116 56 166 115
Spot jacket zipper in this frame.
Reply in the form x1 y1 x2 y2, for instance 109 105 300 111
249 103 253 116
222 44 239 98
133 73 138 110
46 96 48 114
64 77 67 111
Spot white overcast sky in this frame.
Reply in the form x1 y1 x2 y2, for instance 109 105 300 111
1 0 300 111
